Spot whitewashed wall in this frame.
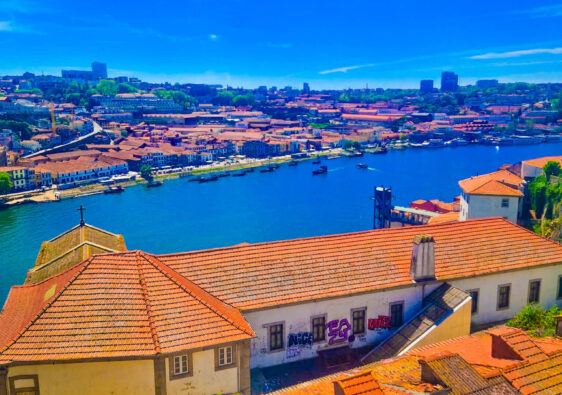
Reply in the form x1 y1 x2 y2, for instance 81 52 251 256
460 194 520 223
245 263 561 369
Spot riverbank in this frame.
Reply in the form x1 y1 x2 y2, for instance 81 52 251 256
1 148 346 206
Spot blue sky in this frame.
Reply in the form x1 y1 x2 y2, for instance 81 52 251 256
1 0 562 89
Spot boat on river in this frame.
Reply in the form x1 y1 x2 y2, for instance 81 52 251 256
288 161 298 166
312 165 328 175
147 180 163 187
260 167 274 173
357 163 368 169
232 171 247 177
198 175 219 183
104 185 124 194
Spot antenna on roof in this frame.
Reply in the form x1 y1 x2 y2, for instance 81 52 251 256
77 205 86 226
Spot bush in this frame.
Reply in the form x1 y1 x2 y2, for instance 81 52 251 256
506 304 560 337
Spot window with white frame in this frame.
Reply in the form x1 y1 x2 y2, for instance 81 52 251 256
173 354 189 375
218 346 233 366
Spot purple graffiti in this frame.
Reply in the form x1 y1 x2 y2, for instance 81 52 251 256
325 319 353 345
368 315 391 330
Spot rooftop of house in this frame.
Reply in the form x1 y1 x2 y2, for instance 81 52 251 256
157 217 562 311
0 250 255 365
458 169 524 197
522 156 562 170
273 327 562 395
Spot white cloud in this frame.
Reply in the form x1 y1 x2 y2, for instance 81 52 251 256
469 47 562 59
209 34 218 40
511 4 562 18
319 64 375 74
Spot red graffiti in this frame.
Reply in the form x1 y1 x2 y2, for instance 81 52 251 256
368 315 391 330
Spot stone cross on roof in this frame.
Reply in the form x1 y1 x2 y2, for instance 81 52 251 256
77 205 85 226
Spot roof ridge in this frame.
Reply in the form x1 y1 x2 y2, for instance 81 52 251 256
0 257 92 358
135 251 161 354
138 252 254 338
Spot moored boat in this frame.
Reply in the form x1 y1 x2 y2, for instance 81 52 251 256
104 185 124 194
147 180 163 187
357 163 368 169
312 165 328 175
198 175 219 183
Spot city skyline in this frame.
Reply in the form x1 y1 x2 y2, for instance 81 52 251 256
1 0 562 88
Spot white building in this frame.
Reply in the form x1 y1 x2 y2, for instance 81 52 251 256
458 169 524 224
521 155 562 180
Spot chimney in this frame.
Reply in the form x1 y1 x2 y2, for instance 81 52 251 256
410 235 435 282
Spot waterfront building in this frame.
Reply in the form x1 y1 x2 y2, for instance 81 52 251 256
441 71 459 92
1 217 561 395
458 169 524 223
419 79 433 93
0 166 34 191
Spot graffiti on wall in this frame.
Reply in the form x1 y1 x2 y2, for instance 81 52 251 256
288 332 313 348
368 315 391 330
325 319 354 345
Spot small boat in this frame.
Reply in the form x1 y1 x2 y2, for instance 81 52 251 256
269 163 280 169
327 155 339 160
312 158 321 164
357 163 368 169
245 168 255 173
218 172 230 177
346 151 364 158
312 165 328 175
104 185 124 194
198 175 219 183
288 161 298 166
147 180 163 187
372 147 387 154
188 176 201 182
260 167 274 173
232 171 247 177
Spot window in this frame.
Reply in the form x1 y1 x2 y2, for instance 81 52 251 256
269 323 284 351
528 280 541 304
169 352 192 380
312 315 326 342
218 346 233 366
558 276 562 300
390 302 404 328
9 375 39 395
469 289 479 314
352 309 366 334
502 198 509 208
497 284 511 310
173 354 189 375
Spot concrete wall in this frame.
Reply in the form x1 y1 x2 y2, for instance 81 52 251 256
522 163 542 179
460 193 520 223
245 282 442 369
6 359 154 395
245 263 561 368
165 347 242 395
405 297 472 352
449 264 561 326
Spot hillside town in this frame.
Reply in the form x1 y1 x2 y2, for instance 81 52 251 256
1 63 562 197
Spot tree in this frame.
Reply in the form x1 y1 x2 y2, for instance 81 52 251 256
117 83 138 94
507 304 560 337
0 120 33 140
153 90 197 109
543 161 561 180
233 94 255 107
0 172 12 194
212 91 234 106
96 80 118 96
140 165 153 182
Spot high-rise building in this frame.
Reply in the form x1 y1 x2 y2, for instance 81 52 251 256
91 62 108 79
420 80 434 93
476 79 499 89
441 72 459 92
303 82 310 94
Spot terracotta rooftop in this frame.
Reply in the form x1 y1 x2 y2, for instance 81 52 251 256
459 170 524 197
0 251 254 364
333 370 384 395
427 211 460 225
274 328 562 395
522 156 562 170
158 218 562 311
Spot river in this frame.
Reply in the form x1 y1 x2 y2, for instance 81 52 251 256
1 143 561 301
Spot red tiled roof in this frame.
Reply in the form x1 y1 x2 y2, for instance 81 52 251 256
158 218 562 311
334 370 384 395
502 352 562 394
0 251 254 364
459 170 524 197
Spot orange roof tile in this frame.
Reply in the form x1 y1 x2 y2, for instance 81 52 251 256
0 251 254 364
158 218 562 311
334 370 384 395
502 352 562 394
459 170 524 197
427 211 459 225
522 156 562 170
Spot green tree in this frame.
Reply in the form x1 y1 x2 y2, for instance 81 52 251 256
543 161 561 180
154 90 197 109
140 165 153 182
117 83 138 94
233 94 255 107
96 80 118 96
0 172 12 194
212 91 234 106
0 120 33 140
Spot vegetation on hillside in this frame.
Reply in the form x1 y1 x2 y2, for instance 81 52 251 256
0 172 12 195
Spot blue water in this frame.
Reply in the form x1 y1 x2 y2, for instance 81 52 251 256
1 144 561 301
